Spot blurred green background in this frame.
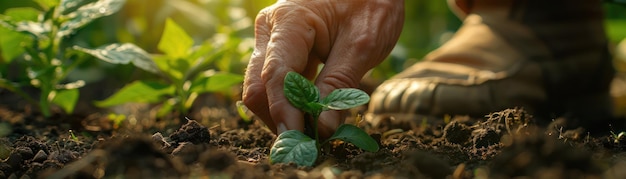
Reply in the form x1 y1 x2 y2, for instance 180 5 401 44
1 0 625 91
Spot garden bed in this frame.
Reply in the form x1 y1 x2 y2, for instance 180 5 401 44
1 95 626 178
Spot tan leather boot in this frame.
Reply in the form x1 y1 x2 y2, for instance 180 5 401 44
368 0 616 128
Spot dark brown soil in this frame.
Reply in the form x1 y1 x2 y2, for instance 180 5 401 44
1 95 626 178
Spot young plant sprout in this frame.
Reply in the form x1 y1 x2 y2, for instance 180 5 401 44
269 72 379 167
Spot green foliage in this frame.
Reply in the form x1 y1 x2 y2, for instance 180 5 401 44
325 124 378 152
107 113 126 129
236 101 253 122
78 18 244 116
270 72 377 167
269 130 318 167
0 0 126 117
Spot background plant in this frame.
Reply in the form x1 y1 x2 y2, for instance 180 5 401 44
0 0 126 117
1 0 624 118
269 72 379 167
75 18 244 117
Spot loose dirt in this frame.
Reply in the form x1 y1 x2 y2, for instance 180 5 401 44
1 97 626 178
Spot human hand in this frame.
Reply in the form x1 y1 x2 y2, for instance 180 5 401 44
242 0 404 138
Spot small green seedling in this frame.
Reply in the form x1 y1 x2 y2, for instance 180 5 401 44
0 0 126 117
76 18 243 117
611 131 626 144
269 72 379 167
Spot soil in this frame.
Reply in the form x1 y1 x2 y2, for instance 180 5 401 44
1 91 626 179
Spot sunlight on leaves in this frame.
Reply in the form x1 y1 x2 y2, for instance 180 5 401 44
58 0 90 14
34 0 60 10
190 72 243 93
73 43 159 73
158 18 194 59
321 88 370 110
58 0 126 38
153 55 189 81
95 80 174 107
51 88 79 114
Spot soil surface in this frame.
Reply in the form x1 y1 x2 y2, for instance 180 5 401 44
1 91 626 178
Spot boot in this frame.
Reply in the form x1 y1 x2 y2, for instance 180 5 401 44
367 0 616 129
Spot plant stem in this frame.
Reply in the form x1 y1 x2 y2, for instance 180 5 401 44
40 85 51 117
312 113 320 149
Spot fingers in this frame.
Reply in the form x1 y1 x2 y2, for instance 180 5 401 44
244 4 328 134
315 0 405 138
243 9 276 133
262 5 325 134
245 0 404 137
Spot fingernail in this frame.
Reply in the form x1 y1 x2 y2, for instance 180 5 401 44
277 122 287 134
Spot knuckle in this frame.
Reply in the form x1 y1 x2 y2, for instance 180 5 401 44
260 59 285 85
242 82 265 108
321 67 359 89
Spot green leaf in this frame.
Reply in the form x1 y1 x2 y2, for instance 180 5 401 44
35 0 60 10
95 80 174 107
0 18 50 39
187 40 216 65
321 88 370 110
0 8 41 52
73 43 159 74
270 130 318 167
284 72 319 111
58 0 126 38
326 124 379 152
3 7 40 21
236 101 252 122
158 18 194 59
52 88 79 114
0 27 30 63
58 0 89 14
190 72 243 93
606 19 626 43
153 55 188 81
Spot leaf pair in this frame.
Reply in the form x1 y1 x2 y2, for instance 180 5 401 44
283 71 370 113
270 72 378 167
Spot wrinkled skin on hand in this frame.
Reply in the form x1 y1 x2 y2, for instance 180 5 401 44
242 0 404 138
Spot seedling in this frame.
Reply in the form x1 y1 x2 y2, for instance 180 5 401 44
0 0 126 117
611 131 626 144
269 72 379 167
75 18 243 116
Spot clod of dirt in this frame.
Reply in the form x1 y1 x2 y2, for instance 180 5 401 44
31 150 47 163
169 119 211 145
470 108 533 148
471 128 501 148
3 151 23 172
48 149 78 164
15 147 34 160
442 120 473 145
151 132 171 148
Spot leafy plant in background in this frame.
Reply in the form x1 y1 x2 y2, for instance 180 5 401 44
74 18 243 117
269 72 379 167
0 0 126 117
